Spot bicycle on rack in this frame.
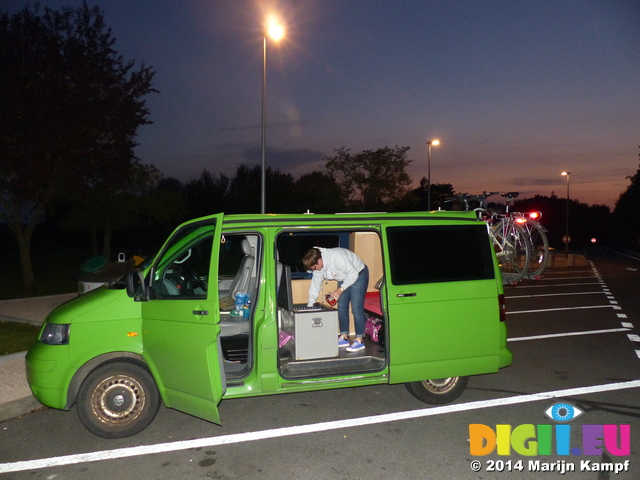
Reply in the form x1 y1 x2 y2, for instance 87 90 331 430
446 192 531 284
501 192 550 279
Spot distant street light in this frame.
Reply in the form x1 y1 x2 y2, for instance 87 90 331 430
561 171 571 258
426 139 440 211
261 17 284 214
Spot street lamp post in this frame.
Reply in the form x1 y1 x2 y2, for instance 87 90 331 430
261 18 284 214
561 171 571 258
426 139 440 211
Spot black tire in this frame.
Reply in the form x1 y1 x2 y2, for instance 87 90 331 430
405 376 469 405
77 361 161 438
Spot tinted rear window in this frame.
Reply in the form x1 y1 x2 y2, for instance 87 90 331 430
386 224 494 285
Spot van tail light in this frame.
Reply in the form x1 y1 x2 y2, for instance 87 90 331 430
499 294 506 322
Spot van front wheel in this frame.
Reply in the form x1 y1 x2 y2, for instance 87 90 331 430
405 376 468 404
77 361 161 438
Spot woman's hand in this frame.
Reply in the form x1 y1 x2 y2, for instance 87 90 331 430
330 288 343 301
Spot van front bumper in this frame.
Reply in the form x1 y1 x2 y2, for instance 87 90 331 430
25 343 74 410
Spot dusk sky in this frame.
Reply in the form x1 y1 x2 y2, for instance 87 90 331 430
6 0 640 208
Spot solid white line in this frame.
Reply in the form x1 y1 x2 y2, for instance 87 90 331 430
506 305 619 315
508 327 631 342
1 379 639 474
506 291 606 299
539 276 598 281
509 282 601 289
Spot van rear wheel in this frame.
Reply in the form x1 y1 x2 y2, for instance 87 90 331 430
77 361 161 438
405 376 468 404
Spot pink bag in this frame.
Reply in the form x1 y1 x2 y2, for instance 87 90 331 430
365 316 383 343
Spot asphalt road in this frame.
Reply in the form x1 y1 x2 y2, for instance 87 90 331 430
1 250 638 479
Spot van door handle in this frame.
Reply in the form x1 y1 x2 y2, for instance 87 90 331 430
192 310 209 316
396 293 416 297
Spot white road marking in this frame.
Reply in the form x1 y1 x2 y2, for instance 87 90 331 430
506 291 606 299
1 380 639 474
509 282 601 289
507 305 620 315
628 334 640 343
508 327 631 342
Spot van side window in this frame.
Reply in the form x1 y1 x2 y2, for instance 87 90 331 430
386 225 494 284
277 233 342 277
152 235 214 299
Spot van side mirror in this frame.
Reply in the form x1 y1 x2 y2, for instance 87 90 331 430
126 269 148 300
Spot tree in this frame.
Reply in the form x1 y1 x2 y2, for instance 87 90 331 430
323 146 413 211
0 3 157 295
226 164 296 214
63 164 184 260
293 171 345 213
184 170 230 219
611 148 640 249
395 178 455 212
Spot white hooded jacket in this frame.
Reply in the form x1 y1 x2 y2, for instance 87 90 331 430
307 247 365 306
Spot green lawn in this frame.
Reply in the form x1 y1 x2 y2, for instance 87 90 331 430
0 321 41 355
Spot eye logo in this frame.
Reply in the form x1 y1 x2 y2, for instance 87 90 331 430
544 402 584 422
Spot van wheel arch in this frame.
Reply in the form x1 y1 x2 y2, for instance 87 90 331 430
66 352 146 409
405 376 469 404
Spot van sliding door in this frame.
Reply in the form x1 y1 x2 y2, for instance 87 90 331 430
384 223 501 384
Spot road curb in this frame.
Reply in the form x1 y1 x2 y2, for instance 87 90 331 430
0 397 46 423
0 352 47 423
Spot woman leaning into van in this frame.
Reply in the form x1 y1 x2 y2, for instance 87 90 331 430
302 247 369 353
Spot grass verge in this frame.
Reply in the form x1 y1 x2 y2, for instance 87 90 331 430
0 322 41 355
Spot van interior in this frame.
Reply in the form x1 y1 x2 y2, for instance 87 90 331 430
218 229 387 381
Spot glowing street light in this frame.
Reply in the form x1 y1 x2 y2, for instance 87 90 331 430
426 139 440 211
561 171 571 257
261 16 284 214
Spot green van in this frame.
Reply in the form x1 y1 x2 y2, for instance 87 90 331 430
26 211 512 438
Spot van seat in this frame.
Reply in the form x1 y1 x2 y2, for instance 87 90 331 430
219 238 255 310
364 291 382 317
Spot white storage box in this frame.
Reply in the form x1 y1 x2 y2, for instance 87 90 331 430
281 309 339 360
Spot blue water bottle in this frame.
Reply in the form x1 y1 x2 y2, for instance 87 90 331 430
235 293 247 312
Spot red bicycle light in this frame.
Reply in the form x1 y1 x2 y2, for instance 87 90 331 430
516 217 527 224
529 211 541 220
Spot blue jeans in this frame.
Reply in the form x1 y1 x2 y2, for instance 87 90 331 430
338 265 369 338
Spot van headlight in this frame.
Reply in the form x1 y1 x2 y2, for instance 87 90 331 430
40 323 70 345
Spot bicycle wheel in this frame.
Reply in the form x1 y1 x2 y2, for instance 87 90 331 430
524 218 549 278
491 219 531 283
